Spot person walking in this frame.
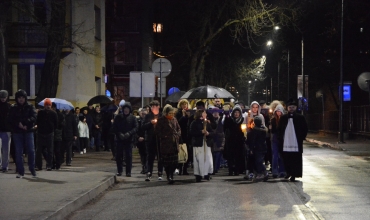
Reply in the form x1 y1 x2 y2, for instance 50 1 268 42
92 106 103 151
112 101 138 177
175 99 190 175
223 105 246 176
35 98 58 171
78 115 89 154
190 109 214 182
210 107 225 174
277 99 308 182
270 104 286 178
137 108 148 174
155 104 181 184
52 102 65 170
0 90 11 172
142 100 164 181
246 116 268 182
8 89 37 178
62 108 78 166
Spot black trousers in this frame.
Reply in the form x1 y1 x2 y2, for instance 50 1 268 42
53 141 62 169
145 140 163 175
36 132 54 169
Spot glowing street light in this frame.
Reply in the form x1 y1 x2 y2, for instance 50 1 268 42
266 40 273 47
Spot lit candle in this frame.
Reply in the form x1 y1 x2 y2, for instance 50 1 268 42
241 124 247 132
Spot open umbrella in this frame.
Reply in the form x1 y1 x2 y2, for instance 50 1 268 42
87 95 113 106
38 98 74 110
181 85 235 99
101 104 118 112
165 91 186 103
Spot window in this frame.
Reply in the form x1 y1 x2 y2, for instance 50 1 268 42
95 6 101 39
153 23 163 33
114 41 125 63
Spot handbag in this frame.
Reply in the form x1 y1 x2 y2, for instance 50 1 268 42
178 143 188 163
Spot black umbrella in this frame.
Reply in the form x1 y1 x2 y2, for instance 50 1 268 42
101 104 118 112
181 85 235 99
87 95 113 106
165 91 186 103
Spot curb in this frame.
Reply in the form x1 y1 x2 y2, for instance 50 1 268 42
45 175 116 220
305 138 345 151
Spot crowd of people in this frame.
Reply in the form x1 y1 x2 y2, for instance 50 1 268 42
0 88 308 184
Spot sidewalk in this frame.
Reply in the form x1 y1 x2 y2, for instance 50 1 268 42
306 132 370 157
0 148 143 220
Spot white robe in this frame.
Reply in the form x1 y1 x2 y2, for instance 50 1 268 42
193 144 213 176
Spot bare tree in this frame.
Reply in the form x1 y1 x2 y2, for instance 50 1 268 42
35 0 66 103
0 1 11 90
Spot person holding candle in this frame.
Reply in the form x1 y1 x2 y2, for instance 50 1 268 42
189 109 214 182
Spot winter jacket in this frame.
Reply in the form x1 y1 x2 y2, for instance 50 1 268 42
112 102 138 144
0 101 11 132
78 121 89 138
142 112 162 142
62 111 78 141
223 105 245 160
189 118 213 147
92 111 103 134
246 126 267 154
8 100 37 133
155 116 181 155
54 110 65 142
36 109 58 135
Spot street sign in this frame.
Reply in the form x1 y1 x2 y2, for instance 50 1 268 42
152 58 171 77
129 71 155 97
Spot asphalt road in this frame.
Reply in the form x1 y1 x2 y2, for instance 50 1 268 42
67 142 370 220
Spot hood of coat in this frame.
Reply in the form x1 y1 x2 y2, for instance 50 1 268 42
273 104 285 115
121 102 132 114
231 104 242 119
15 89 28 104
250 101 261 116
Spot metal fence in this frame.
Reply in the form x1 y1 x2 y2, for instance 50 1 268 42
306 105 370 135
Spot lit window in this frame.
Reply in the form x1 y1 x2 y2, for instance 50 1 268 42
153 23 163 33
360 28 363 33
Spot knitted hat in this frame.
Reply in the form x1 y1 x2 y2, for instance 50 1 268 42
44 98 52 106
287 98 298 106
0 90 8 98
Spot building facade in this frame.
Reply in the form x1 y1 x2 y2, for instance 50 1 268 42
6 0 105 108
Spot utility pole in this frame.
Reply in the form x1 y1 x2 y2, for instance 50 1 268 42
301 37 305 116
339 0 344 143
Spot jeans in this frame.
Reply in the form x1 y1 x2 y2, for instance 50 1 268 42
272 135 285 175
116 141 132 174
0 132 11 170
13 132 35 175
212 151 222 172
254 152 266 175
36 132 54 169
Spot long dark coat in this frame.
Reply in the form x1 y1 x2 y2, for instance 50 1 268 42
223 116 246 173
277 112 308 177
155 116 181 155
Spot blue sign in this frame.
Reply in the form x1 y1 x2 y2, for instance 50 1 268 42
168 87 180 96
106 90 111 97
343 85 351 101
